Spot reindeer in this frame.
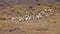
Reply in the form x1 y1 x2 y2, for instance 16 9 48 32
48 9 52 12
44 9 52 13
11 17 25 22
12 17 15 20
19 17 25 22
35 13 42 20
41 9 52 17
11 17 15 21
11 17 18 21
24 15 33 21
41 10 49 17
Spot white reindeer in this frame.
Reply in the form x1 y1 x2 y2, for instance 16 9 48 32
44 9 52 13
35 13 42 20
48 9 52 11
41 10 49 17
24 17 29 21
41 11 47 15
11 17 16 21
43 9 52 13
24 15 32 21
44 9 47 11
11 17 25 22
19 17 25 22
11 17 19 21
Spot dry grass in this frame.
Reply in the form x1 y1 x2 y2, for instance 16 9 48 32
0 2 60 34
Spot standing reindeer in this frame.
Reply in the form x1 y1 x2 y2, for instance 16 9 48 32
35 13 42 20
19 17 25 22
41 9 53 17
11 17 19 21
24 15 32 21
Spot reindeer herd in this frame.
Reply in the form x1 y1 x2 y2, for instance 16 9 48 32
0 9 53 22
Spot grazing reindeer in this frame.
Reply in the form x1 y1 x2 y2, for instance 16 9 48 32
11 17 15 21
48 9 52 12
44 9 52 13
11 17 19 21
44 9 47 11
11 17 25 22
24 17 29 21
19 17 25 22
35 13 42 20
27 16 32 20
24 15 32 21
41 9 52 17
41 11 47 15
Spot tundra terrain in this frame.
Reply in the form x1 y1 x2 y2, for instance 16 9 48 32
0 0 60 34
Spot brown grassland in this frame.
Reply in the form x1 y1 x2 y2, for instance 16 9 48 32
0 2 60 34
